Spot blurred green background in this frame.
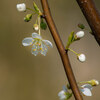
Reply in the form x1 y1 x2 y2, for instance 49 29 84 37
0 0 100 100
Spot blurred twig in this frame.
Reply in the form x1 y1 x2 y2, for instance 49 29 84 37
41 0 83 100
76 0 100 45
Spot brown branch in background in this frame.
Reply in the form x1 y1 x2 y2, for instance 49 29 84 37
76 0 100 45
41 0 83 100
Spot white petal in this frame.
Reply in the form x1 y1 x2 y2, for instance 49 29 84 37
41 43 48 56
58 90 65 97
31 45 38 56
62 86 68 92
82 84 92 90
60 95 66 100
43 40 53 48
81 88 92 96
32 32 42 39
22 37 33 46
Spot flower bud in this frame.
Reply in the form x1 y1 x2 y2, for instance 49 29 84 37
33 24 39 31
58 90 66 100
88 80 99 86
24 14 32 22
78 23 85 29
16 3 26 12
75 31 85 39
77 54 86 62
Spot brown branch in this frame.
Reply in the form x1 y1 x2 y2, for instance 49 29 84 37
41 0 83 100
76 0 100 45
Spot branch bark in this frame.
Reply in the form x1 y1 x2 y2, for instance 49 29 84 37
41 0 83 100
76 0 100 45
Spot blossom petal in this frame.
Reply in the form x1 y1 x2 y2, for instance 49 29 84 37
58 90 65 97
62 86 68 92
81 88 92 96
43 40 53 48
22 37 33 46
58 90 66 100
82 84 92 90
40 43 48 56
31 45 38 56
32 32 42 39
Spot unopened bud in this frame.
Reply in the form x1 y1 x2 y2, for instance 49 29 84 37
77 54 86 62
88 80 99 86
16 3 26 12
24 14 32 22
33 24 39 31
75 31 85 39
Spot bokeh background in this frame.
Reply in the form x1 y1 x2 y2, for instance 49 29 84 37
0 0 100 100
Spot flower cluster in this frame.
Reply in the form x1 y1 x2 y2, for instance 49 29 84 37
66 30 86 63
80 79 99 96
58 79 99 100
16 2 53 56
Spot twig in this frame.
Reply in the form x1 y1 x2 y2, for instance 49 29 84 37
41 0 83 100
76 0 100 45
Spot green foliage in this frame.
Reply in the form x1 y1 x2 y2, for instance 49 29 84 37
78 23 85 29
66 92 72 100
66 31 74 49
33 2 40 13
40 18 47 30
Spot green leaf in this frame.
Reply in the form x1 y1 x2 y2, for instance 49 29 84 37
40 18 47 30
33 2 40 13
66 31 74 49
78 23 85 29
66 93 72 100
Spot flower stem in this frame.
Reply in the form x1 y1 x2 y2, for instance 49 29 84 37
78 81 88 84
26 7 35 12
41 0 83 100
38 16 41 35
67 48 79 55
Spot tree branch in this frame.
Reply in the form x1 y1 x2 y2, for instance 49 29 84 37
41 0 83 100
76 0 100 45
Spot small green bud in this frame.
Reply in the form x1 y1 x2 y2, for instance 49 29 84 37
24 14 32 22
78 23 85 29
88 79 99 86
67 84 71 89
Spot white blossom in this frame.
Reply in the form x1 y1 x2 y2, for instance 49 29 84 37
77 54 86 62
58 86 72 100
16 3 26 12
80 84 92 96
75 31 84 38
58 90 67 100
22 32 53 56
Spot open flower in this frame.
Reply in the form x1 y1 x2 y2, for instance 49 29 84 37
77 54 86 62
58 86 72 100
22 32 53 56
16 3 26 12
80 84 92 96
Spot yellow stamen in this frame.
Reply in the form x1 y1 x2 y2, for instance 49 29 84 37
33 49 36 51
